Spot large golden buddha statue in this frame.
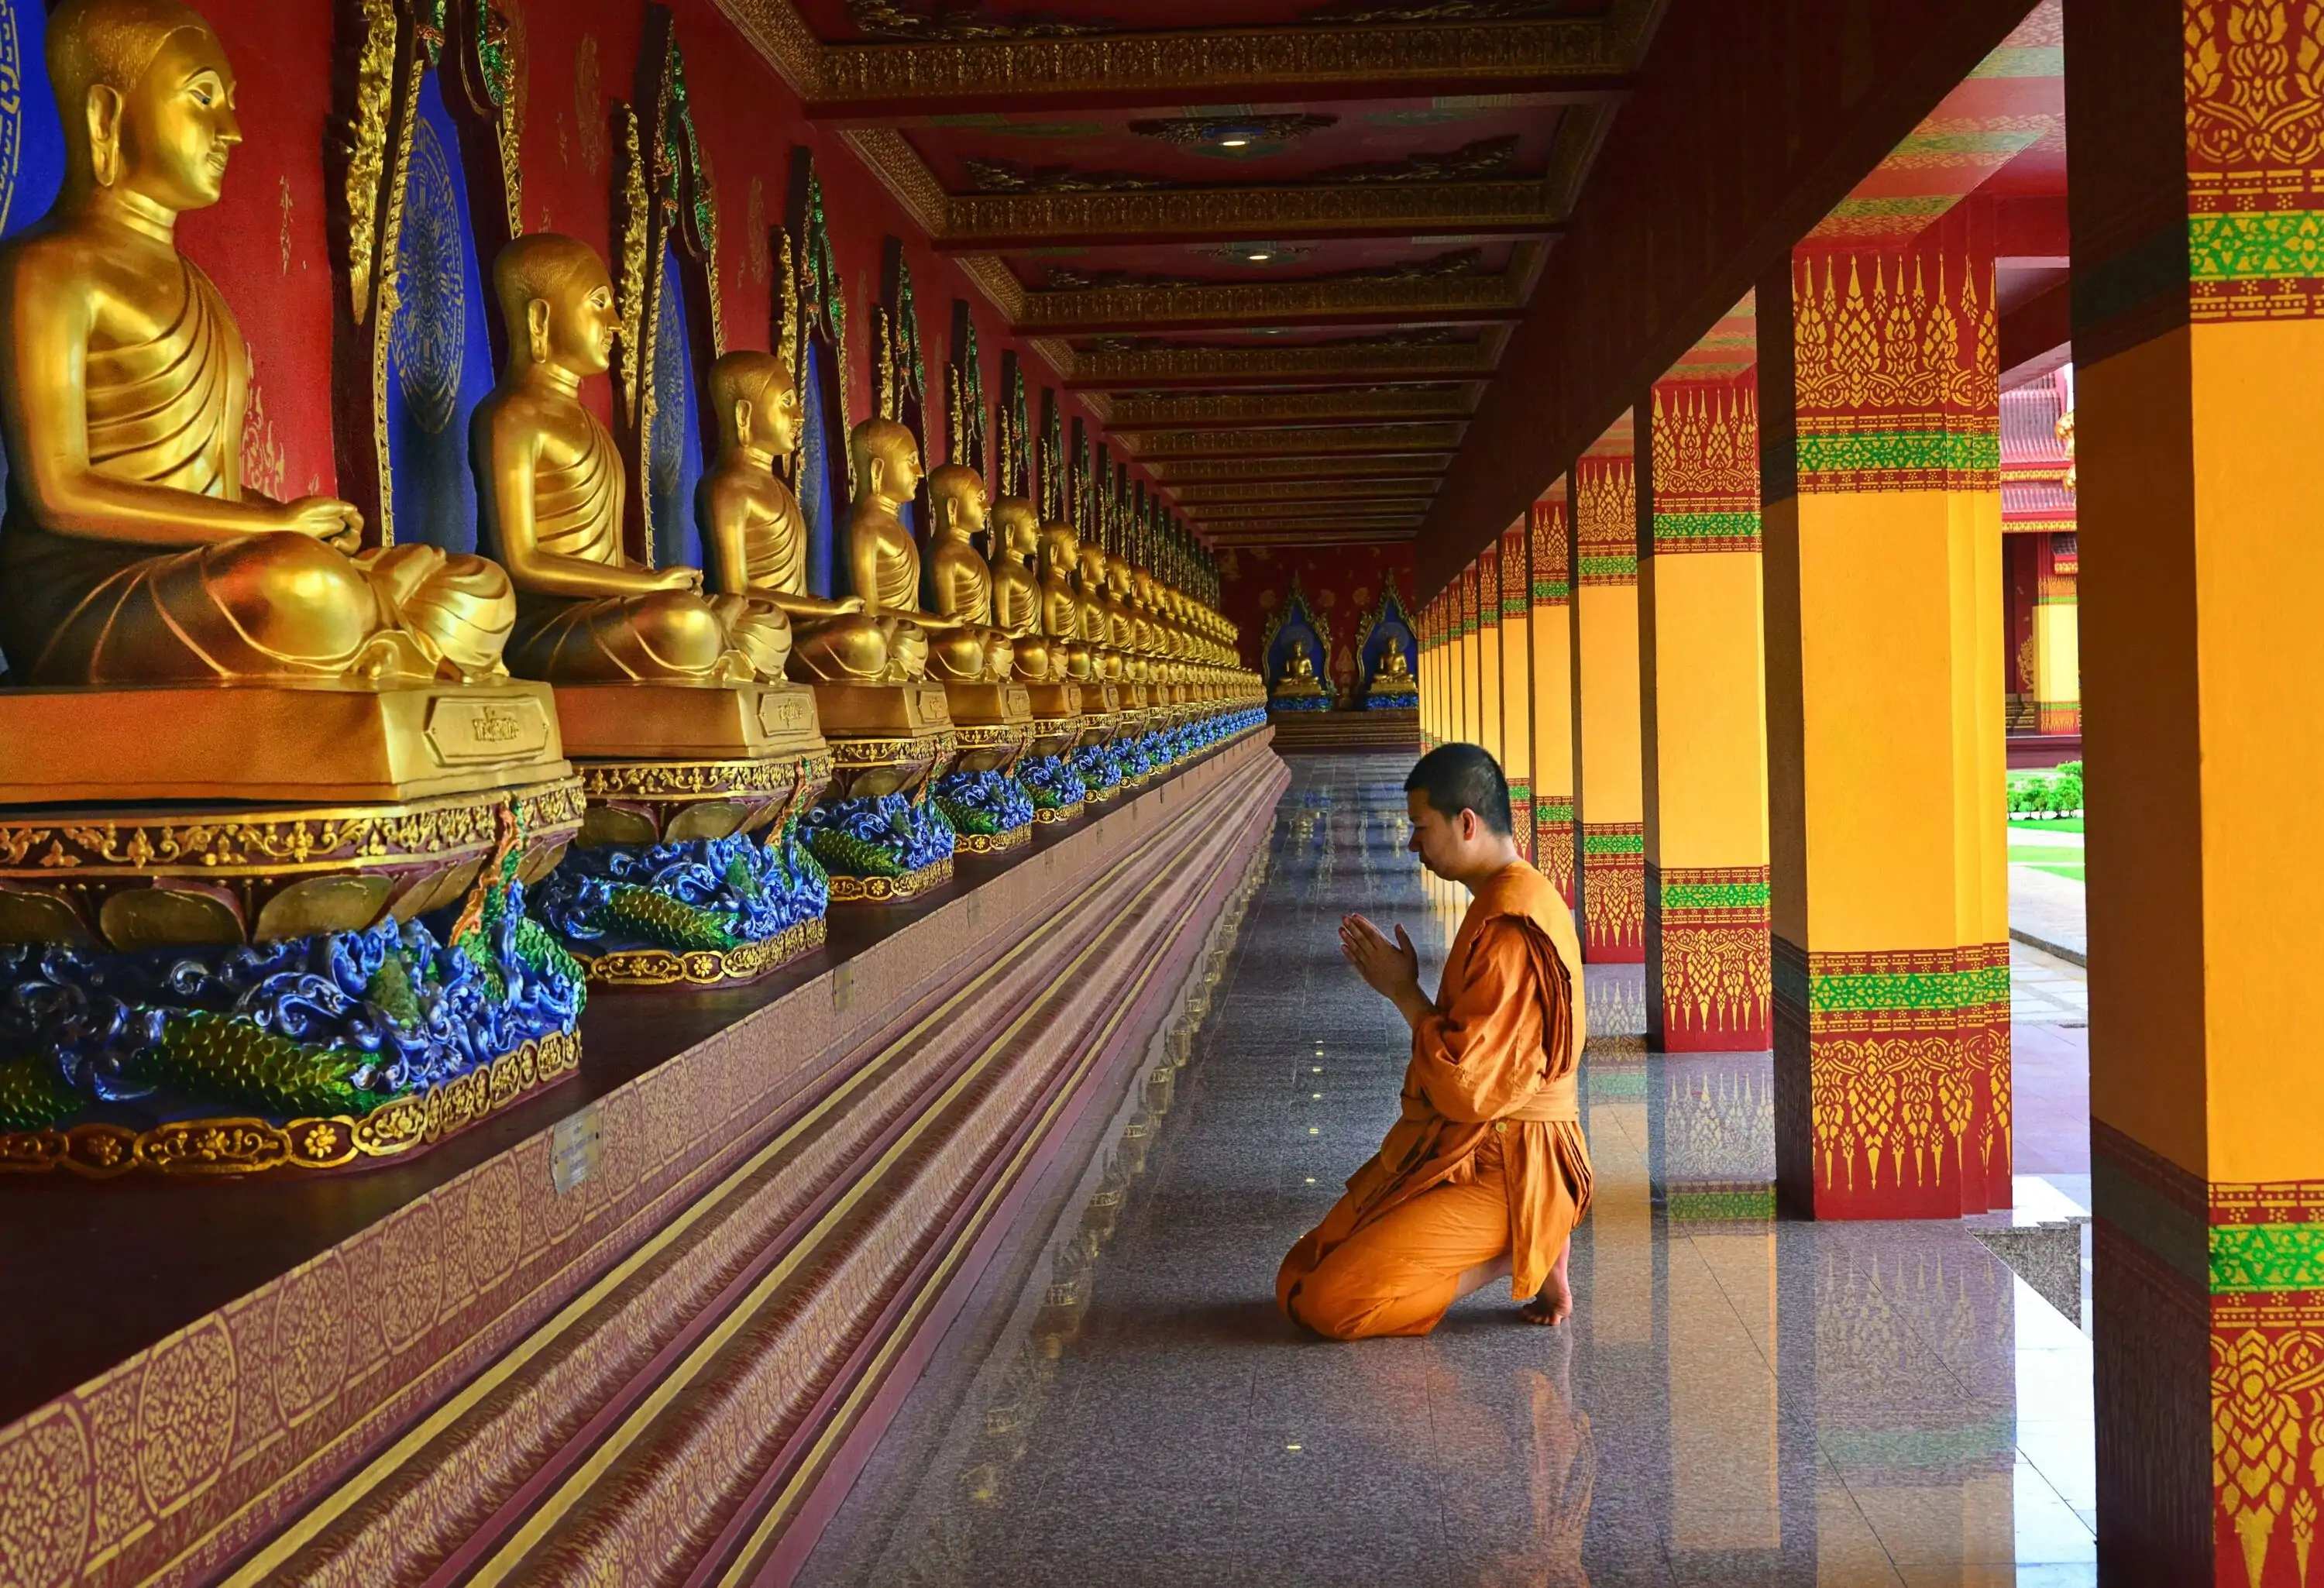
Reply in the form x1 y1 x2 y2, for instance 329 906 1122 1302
1039 520 1091 683
697 349 893 683
988 496 1052 683
923 462 1015 683
1076 538 1119 682
0 0 508 690
846 419 987 683
475 232 787 687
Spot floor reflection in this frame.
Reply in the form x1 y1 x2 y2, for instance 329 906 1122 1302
798 754 2098 1588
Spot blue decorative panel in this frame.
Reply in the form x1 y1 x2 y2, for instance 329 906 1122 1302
385 73 493 553
799 339 836 597
0 0 67 519
1360 595 1416 681
649 245 704 570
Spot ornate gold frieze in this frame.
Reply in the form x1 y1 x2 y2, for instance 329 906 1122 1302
1067 340 1493 387
1122 421 1466 459
0 1029 583 1178
945 180 1561 249
798 20 1624 110
1180 496 1434 519
1096 387 1474 428
955 253 1026 318
840 127 949 235
1146 453 1455 483
955 825 1032 856
1167 476 1447 504
1019 270 1521 333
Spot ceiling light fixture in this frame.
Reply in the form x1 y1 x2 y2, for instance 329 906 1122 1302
1247 251 1270 261
1220 136 1250 147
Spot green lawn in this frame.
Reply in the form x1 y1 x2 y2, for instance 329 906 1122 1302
2008 816 2084 834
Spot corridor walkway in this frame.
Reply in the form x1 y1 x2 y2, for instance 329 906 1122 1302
799 756 2097 1587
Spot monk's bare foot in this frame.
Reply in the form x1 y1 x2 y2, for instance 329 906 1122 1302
1520 1273 1572 1326
1521 1242 1573 1325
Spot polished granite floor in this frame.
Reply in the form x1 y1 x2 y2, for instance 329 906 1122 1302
799 755 2099 1588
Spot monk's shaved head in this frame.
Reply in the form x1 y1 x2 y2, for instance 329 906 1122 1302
492 232 607 345
1404 743 1512 837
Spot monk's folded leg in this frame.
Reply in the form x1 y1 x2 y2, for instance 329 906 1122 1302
1281 1173 1510 1340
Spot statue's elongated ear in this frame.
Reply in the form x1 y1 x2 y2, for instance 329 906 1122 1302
525 298 552 364
733 397 753 448
88 86 123 189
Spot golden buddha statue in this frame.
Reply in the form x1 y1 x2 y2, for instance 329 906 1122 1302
924 462 1015 682
697 349 891 683
1039 521 1092 683
475 234 789 689
1274 640 1329 701
1076 540 1119 682
848 418 995 686
988 497 1053 683
0 0 511 691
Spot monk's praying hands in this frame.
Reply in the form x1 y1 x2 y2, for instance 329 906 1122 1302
1339 913 1433 1029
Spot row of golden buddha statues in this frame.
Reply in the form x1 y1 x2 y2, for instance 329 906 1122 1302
0 0 1261 1177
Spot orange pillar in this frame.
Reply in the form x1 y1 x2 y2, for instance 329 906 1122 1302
1758 202 2009 1220
1573 442 1645 962
1498 521 1534 862
1477 541 1504 769
1458 559 1480 747
2068 5 2324 1580
1639 373 1772 1051
1529 484 1578 907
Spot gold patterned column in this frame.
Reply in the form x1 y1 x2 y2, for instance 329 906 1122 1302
1574 438 1645 963
1640 373 1772 1051
1477 539 1504 771
1530 483 1580 907
2068 4 2324 1579
1758 201 2010 1220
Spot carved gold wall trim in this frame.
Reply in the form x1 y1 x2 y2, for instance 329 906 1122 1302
1206 522 1420 544
1019 270 1524 334
1121 421 1467 459
712 0 823 95
1181 497 1435 520
840 127 948 235
956 253 1026 319
1069 340 1494 389
1147 453 1456 483
804 22 1625 112
1096 387 1474 428
947 180 1562 249
1167 477 1449 504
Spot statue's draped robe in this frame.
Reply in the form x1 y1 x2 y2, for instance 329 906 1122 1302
1277 861 1593 1339
0 257 507 683
503 409 786 682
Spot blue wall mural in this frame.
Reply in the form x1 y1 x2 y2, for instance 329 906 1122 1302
386 72 494 554
799 339 837 598
650 246 704 570
0 0 67 517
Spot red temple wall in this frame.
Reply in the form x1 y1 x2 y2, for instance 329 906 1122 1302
1217 544 1418 693
177 0 1129 507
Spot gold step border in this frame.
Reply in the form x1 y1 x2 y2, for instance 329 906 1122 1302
0 1028 583 1180
954 824 1033 857
578 917 827 989
827 854 954 904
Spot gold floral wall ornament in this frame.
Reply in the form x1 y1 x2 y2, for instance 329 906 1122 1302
575 33 607 178
340 0 401 323
612 101 651 428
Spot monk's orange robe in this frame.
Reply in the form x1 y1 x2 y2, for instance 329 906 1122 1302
1277 860 1593 1339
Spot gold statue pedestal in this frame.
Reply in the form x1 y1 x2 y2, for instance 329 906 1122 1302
529 682 835 991
1012 682 1086 826
796 682 959 904
931 682 1038 858
0 680 569 804
0 684 591 1179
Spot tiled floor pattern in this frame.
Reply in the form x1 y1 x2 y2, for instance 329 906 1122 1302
799 755 2099 1587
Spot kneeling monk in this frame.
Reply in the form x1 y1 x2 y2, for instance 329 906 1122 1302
1277 743 1593 1339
